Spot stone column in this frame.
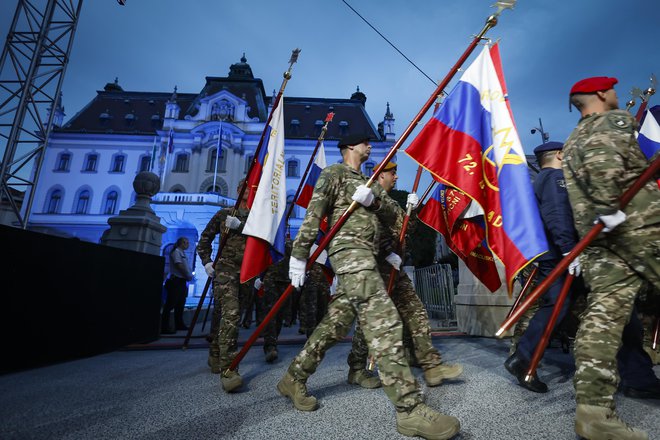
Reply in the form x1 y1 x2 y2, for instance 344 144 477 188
454 260 519 337
100 172 167 256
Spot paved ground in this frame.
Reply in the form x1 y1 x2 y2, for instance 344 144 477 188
1 323 658 440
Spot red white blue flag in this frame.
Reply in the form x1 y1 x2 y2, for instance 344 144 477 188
406 43 547 291
240 100 287 283
419 185 502 292
296 141 326 209
638 105 660 188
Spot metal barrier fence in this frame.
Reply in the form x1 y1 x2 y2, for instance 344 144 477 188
413 263 457 328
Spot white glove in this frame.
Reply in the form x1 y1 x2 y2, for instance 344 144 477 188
598 210 626 232
289 256 307 289
254 278 263 291
204 262 214 277
225 215 241 230
385 252 402 271
563 252 581 277
329 276 338 296
352 184 375 207
406 193 419 209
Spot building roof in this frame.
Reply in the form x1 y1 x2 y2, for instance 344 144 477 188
57 58 384 141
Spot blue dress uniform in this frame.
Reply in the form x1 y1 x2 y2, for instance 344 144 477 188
511 143 583 392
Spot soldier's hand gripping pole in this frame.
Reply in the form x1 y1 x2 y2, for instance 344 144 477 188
227 8 512 373
496 154 660 338
182 49 301 349
524 274 574 383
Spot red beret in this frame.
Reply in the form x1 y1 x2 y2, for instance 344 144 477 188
570 76 618 95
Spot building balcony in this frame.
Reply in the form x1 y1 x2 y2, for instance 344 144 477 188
152 192 235 207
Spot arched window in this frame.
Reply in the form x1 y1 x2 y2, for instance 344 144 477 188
286 159 300 178
46 188 63 213
174 153 189 172
74 189 91 214
55 152 71 172
83 153 98 172
103 190 119 215
111 154 125 173
138 155 151 172
364 161 375 177
207 147 225 172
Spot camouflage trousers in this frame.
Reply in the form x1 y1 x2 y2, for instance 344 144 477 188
300 277 329 337
348 267 442 370
510 264 540 355
287 266 422 412
210 261 251 370
574 232 660 408
257 278 289 352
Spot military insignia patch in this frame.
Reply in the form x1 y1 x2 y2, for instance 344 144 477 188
607 113 631 130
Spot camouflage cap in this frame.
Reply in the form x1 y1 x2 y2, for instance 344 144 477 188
374 159 397 172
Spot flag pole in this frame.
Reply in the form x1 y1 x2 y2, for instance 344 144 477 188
506 266 538 319
495 154 660 337
227 5 514 372
285 112 334 224
212 125 222 192
633 75 656 121
523 274 574 383
182 49 301 349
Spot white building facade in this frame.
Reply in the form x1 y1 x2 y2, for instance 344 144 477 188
28 56 397 297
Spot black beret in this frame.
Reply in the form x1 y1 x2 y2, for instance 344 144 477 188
533 141 563 156
337 134 371 148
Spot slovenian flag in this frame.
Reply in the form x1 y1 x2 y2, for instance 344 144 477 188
240 100 288 283
406 43 548 291
296 141 326 209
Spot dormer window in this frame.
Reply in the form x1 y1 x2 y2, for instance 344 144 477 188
124 113 135 127
99 111 110 126
151 114 161 128
339 120 349 136
315 120 324 136
290 119 300 136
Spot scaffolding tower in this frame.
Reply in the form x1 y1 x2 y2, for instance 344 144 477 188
0 0 83 228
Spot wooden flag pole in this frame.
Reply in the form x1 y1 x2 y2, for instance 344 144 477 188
496 155 660 337
227 5 515 372
182 49 300 349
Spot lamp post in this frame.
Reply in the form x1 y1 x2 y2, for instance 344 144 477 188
530 118 549 144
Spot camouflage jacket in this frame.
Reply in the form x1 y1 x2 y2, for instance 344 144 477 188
562 109 660 239
292 163 400 274
376 189 418 261
197 207 250 268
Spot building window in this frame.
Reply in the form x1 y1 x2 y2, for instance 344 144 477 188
174 153 189 172
139 155 151 172
55 153 71 172
364 161 375 177
83 154 98 172
290 119 300 136
207 147 226 172
111 154 125 173
103 191 119 215
244 154 254 174
286 159 299 178
286 194 296 218
75 190 90 214
46 189 62 213
339 120 349 136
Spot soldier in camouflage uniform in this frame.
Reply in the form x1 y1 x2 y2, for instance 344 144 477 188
563 76 660 440
257 238 293 362
197 182 250 393
346 160 463 388
299 261 330 337
277 134 460 440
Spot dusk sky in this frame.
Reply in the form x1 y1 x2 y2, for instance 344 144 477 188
2 0 659 192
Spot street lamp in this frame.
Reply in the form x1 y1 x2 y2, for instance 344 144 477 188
530 117 549 144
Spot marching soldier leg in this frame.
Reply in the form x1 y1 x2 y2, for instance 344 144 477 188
390 275 462 387
346 319 381 389
216 264 243 393
574 246 646 440
207 284 222 374
279 291 357 411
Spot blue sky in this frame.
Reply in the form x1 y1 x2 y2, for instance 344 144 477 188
2 0 658 192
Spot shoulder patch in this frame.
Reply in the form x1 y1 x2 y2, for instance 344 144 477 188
606 113 632 131
556 178 566 188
